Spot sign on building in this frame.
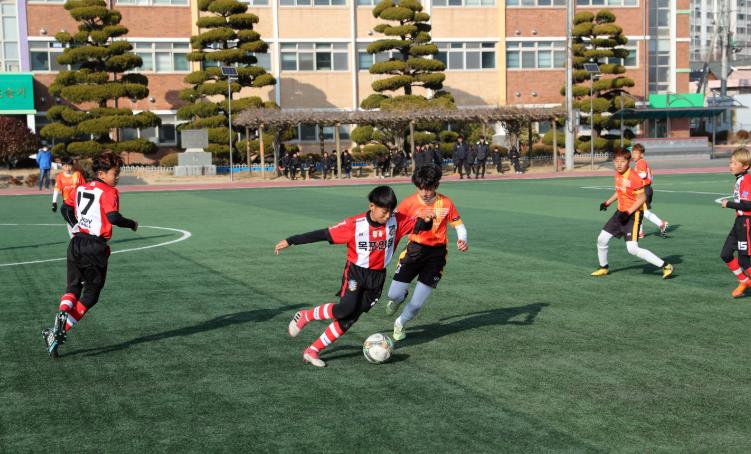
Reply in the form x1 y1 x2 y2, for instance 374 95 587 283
0 73 35 114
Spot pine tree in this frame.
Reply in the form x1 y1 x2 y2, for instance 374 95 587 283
41 0 160 157
557 9 638 152
178 0 276 161
352 0 453 154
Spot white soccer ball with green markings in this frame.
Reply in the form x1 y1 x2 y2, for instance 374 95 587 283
363 333 394 364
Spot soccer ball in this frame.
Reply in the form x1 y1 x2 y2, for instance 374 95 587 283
363 333 394 364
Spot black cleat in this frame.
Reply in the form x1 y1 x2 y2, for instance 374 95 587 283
48 311 68 358
42 327 58 358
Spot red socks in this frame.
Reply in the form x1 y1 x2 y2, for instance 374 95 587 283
726 258 750 283
59 294 88 332
310 321 344 353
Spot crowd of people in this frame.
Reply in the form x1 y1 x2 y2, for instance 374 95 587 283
273 136 523 181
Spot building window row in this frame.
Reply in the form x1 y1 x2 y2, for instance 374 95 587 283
507 41 636 69
435 42 496 70
30 0 188 4
281 43 349 71
121 114 182 146
0 1 19 72
294 124 351 141
132 42 190 73
507 0 635 5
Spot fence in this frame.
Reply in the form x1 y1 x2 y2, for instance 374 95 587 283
121 165 174 175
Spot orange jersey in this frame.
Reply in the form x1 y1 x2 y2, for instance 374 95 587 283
633 158 652 185
615 169 644 212
55 171 86 205
397 192 462 246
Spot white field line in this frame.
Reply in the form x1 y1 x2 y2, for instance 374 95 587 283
0 224 191 267
580 186 729 196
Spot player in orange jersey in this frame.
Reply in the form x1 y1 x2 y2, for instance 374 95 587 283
52 157 86 237
592 148 674 279
720 148 751 297
384 165 468 341
631 143 669 238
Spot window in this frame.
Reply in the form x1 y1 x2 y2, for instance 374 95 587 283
240 0 270 5
433 0 495 5
30 41 68 72
576 0 636 4
116 0 189 5
605 44 638 67
28 0 65 3
280 0 345 5
293 124 350 141
357 43 402 70
0 1 19 72
435 42 496 70
122 113 183 146
506 41 565 69
506 0 565 6
132 42 190 73
281 43 348 71
202 43 273 72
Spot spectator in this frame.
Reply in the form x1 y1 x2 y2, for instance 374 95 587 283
431 142 443 170
412 145 426 169
321 151 332 180
378 152 391 179
492 146 503 174
475 136 489 179
342 149 353 178
305 154 316 180
467 143 477 179
510 145 522 175
329 151 338 178
289 151 301 180
392 149 405 177
37 146 52 191
279 151 290 179
452 136 469 179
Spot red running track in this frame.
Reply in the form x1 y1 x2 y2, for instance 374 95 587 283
0 166 728 196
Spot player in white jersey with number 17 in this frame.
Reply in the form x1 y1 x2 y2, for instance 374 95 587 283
42 151 138 358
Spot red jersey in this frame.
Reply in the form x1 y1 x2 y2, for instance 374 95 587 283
72 180 121 240
633 158 652 185
615 169 644 212
734 172 751 217
327 212 417 270
397 193 462 246
57 171 86 206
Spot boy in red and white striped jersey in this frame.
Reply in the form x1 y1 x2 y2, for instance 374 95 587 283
43 152 138 358
274 186 433 368
720 148 751 297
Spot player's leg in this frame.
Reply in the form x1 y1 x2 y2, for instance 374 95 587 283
386 245 421 315
385 280 410 316
393 247 445 340
592 229 614 276
623 211 673 277
727 218 751 297
288 301 336 337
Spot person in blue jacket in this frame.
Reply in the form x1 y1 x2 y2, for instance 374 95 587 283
37 146 52 191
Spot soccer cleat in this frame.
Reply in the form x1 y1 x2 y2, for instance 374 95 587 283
659 221 669 235
590 267 609 277
385 292 407 316
392 318 406 341
288 311 306 338
662 263 674 279
732 281 749 298
42 328 59 358
303 347 326 368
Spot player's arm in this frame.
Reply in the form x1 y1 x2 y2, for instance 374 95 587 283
723 199 751 210
106 211 138 231
600 192 618 211
275 228 336 255
626 190 646 215
448 204 468 252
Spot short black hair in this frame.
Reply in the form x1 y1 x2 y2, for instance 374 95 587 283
61 156 74 165
412 164 442 190
92 151 124 174
368 185 397 211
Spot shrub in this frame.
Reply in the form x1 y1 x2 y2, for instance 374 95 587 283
160 153 179 167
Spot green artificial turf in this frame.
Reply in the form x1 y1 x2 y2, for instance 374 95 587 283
2 174 751 453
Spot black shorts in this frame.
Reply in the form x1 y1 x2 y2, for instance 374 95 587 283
332 262 386 322
61 202 76 227
393 242 448 288
67 234 110 306
644 184 653 209
724 216 751 257
603 210 643 242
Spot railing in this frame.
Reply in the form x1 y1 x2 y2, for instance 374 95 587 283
121 165 174 174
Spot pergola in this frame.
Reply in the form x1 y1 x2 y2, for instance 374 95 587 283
233 106 565 178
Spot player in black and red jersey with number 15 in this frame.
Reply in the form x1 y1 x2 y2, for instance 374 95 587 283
43 151 138 358
274 186 433 368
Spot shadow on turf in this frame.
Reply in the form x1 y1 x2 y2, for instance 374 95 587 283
61 304 305 358
324 303 548 360
609 254 683 275
0 234 173 252
644 223 681 238
109 234 174 245
0 240 67 251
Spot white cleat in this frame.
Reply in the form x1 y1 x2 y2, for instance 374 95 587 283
288 311 303 337
393 318 406 341
303 348 326 368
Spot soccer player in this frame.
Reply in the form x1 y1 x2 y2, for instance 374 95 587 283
275 186 433 368
42 152 138 358
592 147 674 279
720 147 751 297
52 156 86 237
384 165 468 341
631 143 669 238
